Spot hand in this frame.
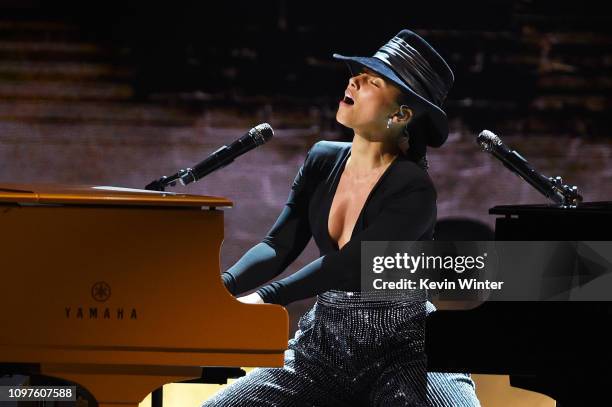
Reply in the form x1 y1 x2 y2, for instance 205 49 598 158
236 292 265 304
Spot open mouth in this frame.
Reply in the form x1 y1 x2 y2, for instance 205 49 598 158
341 95 354 105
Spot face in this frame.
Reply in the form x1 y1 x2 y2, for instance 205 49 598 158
336 67 404 138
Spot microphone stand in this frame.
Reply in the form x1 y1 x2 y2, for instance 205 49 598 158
543 176 582 208
145 170 190 192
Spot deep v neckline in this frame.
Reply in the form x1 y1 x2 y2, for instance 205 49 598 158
326 146 398 251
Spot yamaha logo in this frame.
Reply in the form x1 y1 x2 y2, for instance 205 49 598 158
64 282 138 320
91 281 111 302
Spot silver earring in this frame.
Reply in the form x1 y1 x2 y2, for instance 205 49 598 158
387 117 393 129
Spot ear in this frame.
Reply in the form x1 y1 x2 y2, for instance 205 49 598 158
393 105 413 125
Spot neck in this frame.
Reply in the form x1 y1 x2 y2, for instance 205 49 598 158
348 132 400 175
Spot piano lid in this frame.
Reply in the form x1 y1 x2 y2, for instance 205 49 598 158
490 201 612 216
0 183 232 208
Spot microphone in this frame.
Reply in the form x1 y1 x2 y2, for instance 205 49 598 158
179 123 273 186
144 123 273 191
476 129 582 206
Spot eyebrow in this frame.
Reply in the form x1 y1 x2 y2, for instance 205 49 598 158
361 68 383 80
361 67 377 76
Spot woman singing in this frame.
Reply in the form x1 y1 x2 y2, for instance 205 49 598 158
203 29 481 406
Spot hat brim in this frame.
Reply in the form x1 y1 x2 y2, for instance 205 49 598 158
333 53 448 148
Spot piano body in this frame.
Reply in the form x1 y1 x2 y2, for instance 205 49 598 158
0 183 288 407
427 202 612 406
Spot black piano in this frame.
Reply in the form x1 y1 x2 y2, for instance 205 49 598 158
427 202 612 407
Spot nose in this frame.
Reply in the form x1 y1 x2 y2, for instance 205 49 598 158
348 74 360 90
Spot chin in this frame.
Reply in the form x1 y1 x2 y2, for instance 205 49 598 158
335 110 353 130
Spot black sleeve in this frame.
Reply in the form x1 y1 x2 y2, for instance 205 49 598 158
221 147 314 296
256 180 436 305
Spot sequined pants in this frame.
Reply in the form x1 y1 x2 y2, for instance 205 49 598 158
202 291 480 406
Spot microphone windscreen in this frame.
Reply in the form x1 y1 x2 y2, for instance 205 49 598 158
476 129 501 151
251 123 274 145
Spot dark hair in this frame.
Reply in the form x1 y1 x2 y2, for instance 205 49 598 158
397 94 430 171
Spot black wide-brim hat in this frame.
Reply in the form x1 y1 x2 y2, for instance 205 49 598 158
333 29 455 147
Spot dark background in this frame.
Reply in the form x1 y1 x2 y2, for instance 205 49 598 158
1 0 611 332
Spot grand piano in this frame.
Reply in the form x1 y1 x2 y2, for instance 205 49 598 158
427 202 612 407
0 183 288 407
3 182 609 406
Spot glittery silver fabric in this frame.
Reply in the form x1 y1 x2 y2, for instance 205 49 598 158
202 291 480 406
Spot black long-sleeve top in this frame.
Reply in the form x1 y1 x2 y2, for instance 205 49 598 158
222 140 437 305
